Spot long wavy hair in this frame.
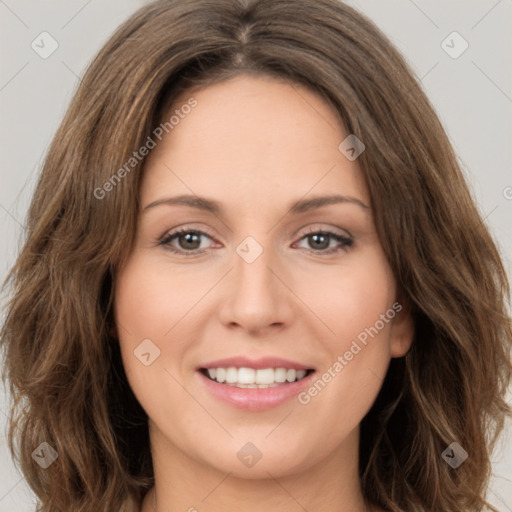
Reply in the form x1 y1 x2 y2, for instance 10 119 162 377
1 0 511 511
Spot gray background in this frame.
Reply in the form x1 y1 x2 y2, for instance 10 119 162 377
1 0 511 510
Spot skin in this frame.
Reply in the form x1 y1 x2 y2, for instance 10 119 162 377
113 74 414 512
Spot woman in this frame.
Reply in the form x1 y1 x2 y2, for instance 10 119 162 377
1 0 511 511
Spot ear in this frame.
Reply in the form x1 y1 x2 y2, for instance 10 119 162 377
389 302 415 358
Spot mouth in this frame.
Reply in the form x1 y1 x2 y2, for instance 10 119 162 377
199 367 315 389
196 356 317 410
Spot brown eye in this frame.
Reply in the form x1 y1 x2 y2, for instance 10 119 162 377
295 230 353 254
159 229 214 255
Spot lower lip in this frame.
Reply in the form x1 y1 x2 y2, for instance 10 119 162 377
197 370 316 411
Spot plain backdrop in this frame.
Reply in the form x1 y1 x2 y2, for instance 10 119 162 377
1 1 511 510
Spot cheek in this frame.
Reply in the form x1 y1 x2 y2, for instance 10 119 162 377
293 265 397 459
323 253 396 345
113 256 177 384
114 254 201 340
113 256 186 415
113 253 215 384
308 250 396 408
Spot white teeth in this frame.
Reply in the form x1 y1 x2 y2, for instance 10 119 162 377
256 368 274 384
238 367 256 384
203 366 311 386
286 369 296 382
275 368 287 383
225 367 238 383
216 368 226 383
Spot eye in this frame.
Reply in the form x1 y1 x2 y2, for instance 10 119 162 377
159 228 215 256
294 227 354 255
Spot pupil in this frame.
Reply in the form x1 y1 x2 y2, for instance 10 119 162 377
310 234 328 249
181 233 200 249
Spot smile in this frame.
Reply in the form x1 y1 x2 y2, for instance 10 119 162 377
199 367 314 388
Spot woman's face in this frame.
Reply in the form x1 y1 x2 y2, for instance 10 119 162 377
114 74 413 479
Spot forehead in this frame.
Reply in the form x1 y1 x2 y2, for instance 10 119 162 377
141 74 369 216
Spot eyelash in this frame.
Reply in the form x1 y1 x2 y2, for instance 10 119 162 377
158 226 354 257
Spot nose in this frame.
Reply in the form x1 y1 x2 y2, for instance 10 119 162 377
218 239 294 336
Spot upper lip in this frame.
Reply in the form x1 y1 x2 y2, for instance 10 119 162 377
198 356 314 371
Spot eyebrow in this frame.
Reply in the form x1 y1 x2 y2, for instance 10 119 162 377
143 193 370 214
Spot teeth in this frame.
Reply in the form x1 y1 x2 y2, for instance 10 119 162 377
238 367 256 384
204 367 310 386
225 367 238 383
256 368 275 384
275 368 287 383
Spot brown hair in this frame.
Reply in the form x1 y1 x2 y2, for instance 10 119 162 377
1 0 511 511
